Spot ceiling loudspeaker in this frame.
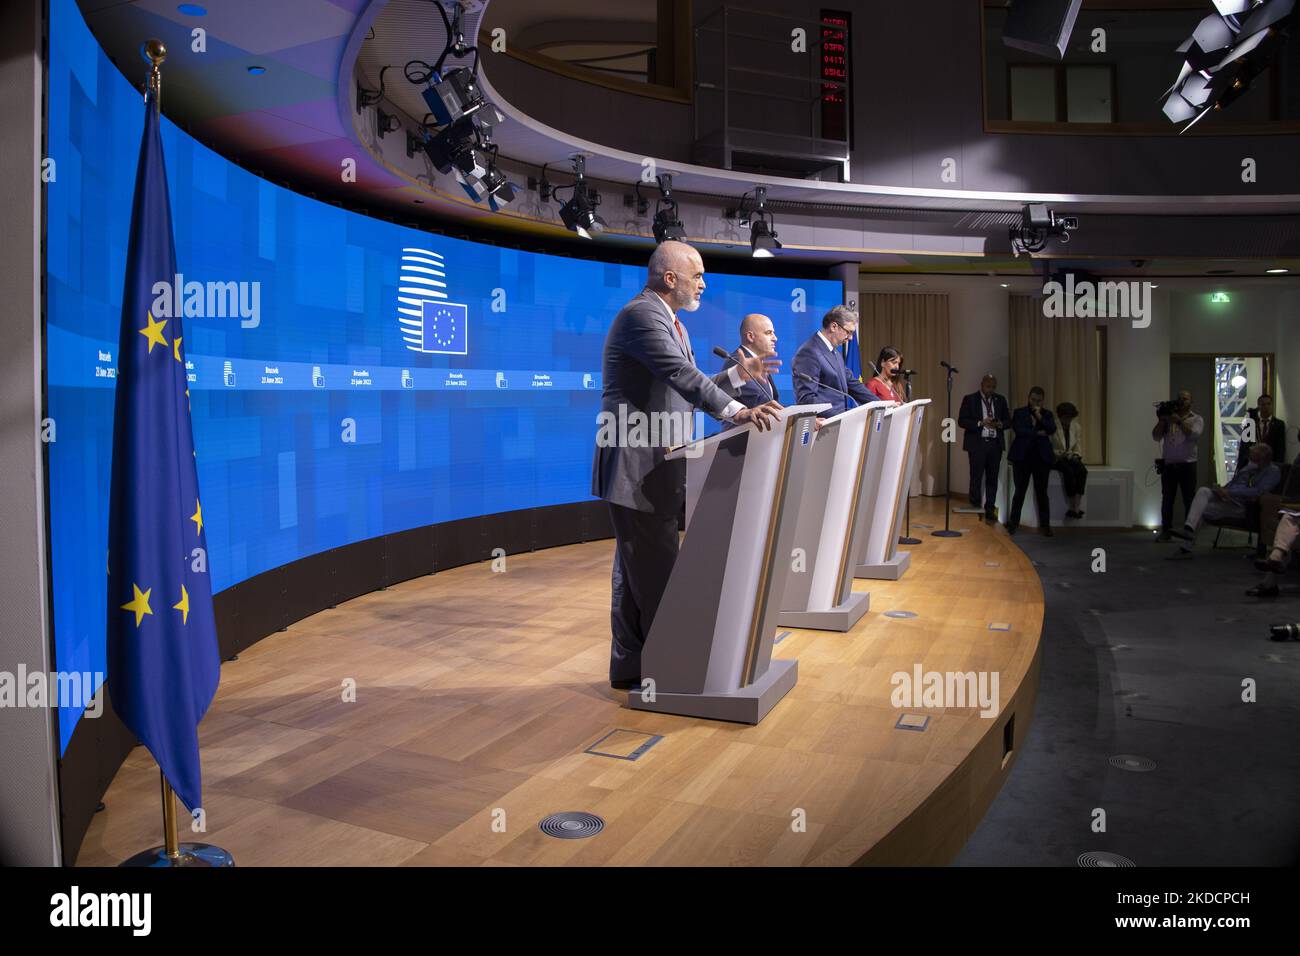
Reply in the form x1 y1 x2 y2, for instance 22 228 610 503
1001 0 1084 60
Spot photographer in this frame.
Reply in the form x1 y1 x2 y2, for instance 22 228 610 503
1152 389 1203 542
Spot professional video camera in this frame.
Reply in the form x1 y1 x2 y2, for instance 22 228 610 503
1154 398 1182 417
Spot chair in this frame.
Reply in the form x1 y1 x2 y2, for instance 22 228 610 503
1205 500 1259 550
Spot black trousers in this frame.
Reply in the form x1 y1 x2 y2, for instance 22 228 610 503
967 438 1003 511
1009 457 1052 529
1160 460 1198 530
1053 456 1089 498
606 502 680 683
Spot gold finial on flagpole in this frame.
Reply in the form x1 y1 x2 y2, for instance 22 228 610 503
143 38 166 111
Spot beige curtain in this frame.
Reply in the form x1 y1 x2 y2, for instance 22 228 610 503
1008 295 1104 464
855 293 950 496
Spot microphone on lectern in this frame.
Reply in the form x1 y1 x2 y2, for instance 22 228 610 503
940 361 959 373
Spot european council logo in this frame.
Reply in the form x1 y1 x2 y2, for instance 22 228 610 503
396 246 468 354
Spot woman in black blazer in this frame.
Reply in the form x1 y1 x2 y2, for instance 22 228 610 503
1006 386 1057 536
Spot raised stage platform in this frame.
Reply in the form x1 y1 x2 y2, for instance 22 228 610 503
76 498 1042 866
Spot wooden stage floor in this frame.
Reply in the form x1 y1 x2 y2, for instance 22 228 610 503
76 498 1043 866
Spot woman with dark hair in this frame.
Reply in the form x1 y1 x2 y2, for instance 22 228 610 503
1052 401 1088 518
867 346 905 402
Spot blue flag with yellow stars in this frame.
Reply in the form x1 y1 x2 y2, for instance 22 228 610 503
106 92 220 815
843 324 864 384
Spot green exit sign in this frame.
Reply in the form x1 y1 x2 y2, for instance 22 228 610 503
1210 291 1231 303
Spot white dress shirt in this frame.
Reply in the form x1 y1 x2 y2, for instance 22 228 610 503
650 291 744 420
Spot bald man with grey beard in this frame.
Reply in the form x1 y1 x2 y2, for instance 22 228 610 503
592 241 782 690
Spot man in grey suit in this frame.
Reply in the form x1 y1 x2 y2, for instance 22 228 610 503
592 241 780 690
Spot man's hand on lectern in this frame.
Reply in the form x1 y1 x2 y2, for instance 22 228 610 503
733 400 782 432
739 351 781 382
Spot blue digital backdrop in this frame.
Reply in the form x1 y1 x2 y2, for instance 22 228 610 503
45 0 842 751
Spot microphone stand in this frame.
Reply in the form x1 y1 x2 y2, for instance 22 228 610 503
932 362 962 538
899 372 921 545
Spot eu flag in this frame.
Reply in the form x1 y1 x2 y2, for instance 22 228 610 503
106 94 220 814
843 325 864 384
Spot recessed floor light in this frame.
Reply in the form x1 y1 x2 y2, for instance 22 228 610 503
999 283 1009 288
1266 268 1289 274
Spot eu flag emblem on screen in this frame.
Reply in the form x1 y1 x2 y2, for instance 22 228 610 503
404 301 468 355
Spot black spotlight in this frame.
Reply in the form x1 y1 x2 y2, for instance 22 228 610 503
750 218 781 258
557 156 605 239
1008 202 1078 256
651 173 685 243
423 116 480 174
1162 0 1295 131
458 150 516 212
733 186 780 258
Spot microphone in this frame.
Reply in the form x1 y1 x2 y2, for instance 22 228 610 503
794 370 854 400
901 368 916 377
940 361 960 373
713 346 775 402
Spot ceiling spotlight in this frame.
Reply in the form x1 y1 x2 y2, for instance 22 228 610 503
557 156 605 239
750 219 781 258
651 173 686 244
457 148 517 212
423 116 480 175
1009 202 1078 256
422 67 485 126
733 186 780 258
1162 0 1295 131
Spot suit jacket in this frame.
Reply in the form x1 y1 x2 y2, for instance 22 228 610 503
1008 405 1057 464
791 331 873 418
957 391 1012 452
719 346 778 429
591 289 742 515
1237 410 1287 468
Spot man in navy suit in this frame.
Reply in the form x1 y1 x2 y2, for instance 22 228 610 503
720 314 779 429
1006 386 1057 536
791 305 874 418
958 374 1012 521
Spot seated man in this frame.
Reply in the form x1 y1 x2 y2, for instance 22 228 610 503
1175 443 1280 552
1247 511 1300 598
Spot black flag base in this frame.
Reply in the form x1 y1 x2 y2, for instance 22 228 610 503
120 843 236 868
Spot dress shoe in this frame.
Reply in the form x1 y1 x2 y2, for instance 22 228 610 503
985 508 997 522
1246 584 1279 598
1156 530 1172 542
1005 522 1018 536
1042 526 1054 537
610 678 641 690
1255 557 1286 574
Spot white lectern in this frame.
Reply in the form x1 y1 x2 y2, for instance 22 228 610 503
629 403 829 724
854 399 930 581
778 401 892 631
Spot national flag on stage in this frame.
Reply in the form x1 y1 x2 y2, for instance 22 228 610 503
843 325 864 384
105 89 220 815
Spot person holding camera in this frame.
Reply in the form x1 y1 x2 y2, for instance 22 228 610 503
1152 389 1203 542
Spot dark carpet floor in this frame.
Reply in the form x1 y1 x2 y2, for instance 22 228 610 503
953 522 1300 867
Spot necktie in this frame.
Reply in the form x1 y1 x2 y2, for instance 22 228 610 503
673 317 686 347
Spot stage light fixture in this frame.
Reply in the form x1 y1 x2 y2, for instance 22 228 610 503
651 174 686 244
557 156 605 239
1162 0 1295 131
731 186 781 258
421 67 485 126
422 116 479 175
1009 202 1078 256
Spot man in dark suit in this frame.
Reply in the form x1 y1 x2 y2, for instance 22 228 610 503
1006 386 1057 536
592 241 780 690
720 313 779 429
958 374 1012 522
1237 393 1287 469
791 305 874 418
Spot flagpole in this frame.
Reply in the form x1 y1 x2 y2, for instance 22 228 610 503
112 39 234 867
160 772 181 859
